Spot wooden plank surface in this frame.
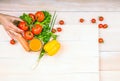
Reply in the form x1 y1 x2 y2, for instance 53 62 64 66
0 11 99 81
0 0 120 81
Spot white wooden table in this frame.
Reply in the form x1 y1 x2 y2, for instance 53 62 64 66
0 0 120 81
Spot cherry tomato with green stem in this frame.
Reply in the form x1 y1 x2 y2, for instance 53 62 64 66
32 24 42 35
51 28 56 33
57 27 62 32
59 20 64 25
10 39 16 45
98 24 103 28
79 18 84 23
29 13 35 22
91 18 96 23
99 16 104 21
98 38 104 43
24 31 34 40
18 21 28 31
103 24 108 29
35 11 45 22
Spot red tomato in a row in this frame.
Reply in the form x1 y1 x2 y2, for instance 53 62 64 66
91 18 96 23
59 20 64 25
98 24 108 29
99 16 104 21
23 24 43 40
51 27 62 33
29 11 45 22
98 38 104 43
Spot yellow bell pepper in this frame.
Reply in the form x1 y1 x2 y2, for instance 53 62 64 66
44 40 60 56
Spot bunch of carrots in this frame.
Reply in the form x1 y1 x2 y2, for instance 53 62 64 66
12 11 61 63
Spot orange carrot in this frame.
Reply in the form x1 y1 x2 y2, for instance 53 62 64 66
9 30 30 52
16 34 30 51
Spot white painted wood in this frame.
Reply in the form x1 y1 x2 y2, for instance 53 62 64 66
0 11 99 81
100 52 120 71
99 12 120 52
0 73 99 81
1 1 120 80
0 0 120 11
100 71 120 81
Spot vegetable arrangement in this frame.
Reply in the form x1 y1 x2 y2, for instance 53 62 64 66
13 11 61 64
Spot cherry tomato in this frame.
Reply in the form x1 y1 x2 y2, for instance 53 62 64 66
24 31 34 40
103 24 108 28
57 27 62 32
10 39 16 45
99 16 104 21
91 18 96 23
59 20 64 25
51 28 56 33
18 21 28 31
32 24 42 35
79 18 84 23
29 13 35 22
35 11 45 22
98 38 104 43
98 24 103 28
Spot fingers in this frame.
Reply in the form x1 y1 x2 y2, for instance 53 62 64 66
9 16 23 22
14 17 23 22
10 23 24 34
9 30 22 37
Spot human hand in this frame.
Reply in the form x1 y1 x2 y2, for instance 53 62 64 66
0 13 23 39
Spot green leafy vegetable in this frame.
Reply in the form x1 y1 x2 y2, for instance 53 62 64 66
20 13 32 25
36 11 57 63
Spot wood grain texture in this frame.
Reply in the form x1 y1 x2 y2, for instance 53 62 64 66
0 1 120 81
0 11 99 81
100 52 120 71
100 71 120 81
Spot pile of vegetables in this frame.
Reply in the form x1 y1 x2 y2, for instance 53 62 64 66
15 11 61 63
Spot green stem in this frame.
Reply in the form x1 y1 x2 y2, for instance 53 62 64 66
38 49 45 61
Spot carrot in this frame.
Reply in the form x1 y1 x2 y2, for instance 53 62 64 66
16 34 30 51
9 30 30 51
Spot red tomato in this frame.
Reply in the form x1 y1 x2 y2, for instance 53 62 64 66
35 11 45 22
32 24 42 35
59 20 64 25
98 38 104 43
10 39 16 45
91 18 96 23
29 13 35 22
103 24 108 28
57 27 62 32
18 21 28 31
51 28 56 33
98 24 103 28
99 16 104 21
79 18 84 23
24 31 34 40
